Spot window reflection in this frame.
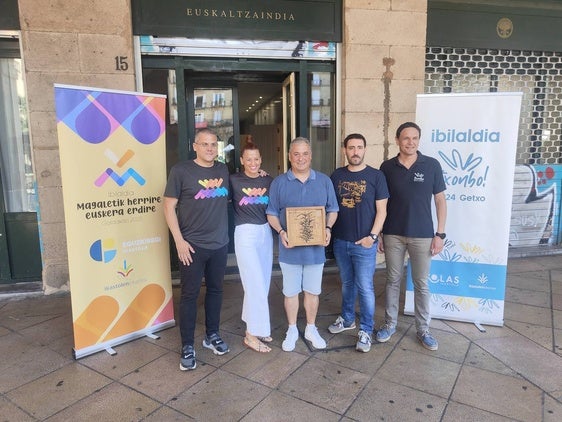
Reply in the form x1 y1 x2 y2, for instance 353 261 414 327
309 72 334 175
0 57 37 212
193 88 234 167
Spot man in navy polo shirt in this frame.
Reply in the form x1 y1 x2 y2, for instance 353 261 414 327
376 122 447 351
266 137 339 352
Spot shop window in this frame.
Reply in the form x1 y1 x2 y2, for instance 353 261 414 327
0 52 37 212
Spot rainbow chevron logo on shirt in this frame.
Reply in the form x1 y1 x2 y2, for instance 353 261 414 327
194 178 228 199
238 187 269 205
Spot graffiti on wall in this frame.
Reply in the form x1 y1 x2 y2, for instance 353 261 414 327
510 164 561 247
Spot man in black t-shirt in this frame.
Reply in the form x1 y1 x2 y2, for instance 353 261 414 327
164 128 230 371
328 133 388 353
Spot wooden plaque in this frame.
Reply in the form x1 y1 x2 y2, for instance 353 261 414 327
286 206 326 247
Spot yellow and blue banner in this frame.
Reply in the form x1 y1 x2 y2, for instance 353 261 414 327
407 93 522 326
55 84 174 358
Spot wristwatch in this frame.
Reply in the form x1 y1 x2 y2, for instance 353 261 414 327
435 232 446 239
369 233 378 241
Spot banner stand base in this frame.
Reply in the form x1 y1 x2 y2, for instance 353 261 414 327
146 332 160 340
73 320 176 359
105 347 117 356
474 322 487 333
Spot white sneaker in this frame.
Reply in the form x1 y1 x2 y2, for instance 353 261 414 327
282 327 299 351
304 325 327 349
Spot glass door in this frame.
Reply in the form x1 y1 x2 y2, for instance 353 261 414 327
185 81 240 253
186 83 239 173
282 73 296 172
0 52 42 282
0 171 9 280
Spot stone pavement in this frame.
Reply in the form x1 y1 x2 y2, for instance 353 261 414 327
1 254 562 421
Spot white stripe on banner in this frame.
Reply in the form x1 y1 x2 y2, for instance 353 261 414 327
405 92 523 326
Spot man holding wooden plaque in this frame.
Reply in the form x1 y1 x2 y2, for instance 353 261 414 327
266 137 339 351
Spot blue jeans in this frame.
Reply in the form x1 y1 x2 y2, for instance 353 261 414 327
333 238 377 334
179 244 228 347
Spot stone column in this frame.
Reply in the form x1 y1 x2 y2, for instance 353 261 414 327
342 0 427 167
18 0 136 292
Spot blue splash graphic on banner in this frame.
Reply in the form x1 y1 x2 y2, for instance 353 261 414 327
407 260 506 300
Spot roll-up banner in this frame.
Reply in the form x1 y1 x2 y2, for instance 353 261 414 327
55 84 175 359
405 93 522 326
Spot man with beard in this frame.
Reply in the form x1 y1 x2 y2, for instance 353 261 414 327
328 133 389 352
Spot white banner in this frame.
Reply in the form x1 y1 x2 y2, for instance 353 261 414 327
405 92 522 326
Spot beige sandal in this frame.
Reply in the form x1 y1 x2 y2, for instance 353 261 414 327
244 336 271 353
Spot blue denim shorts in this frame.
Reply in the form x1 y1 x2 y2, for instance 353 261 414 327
279 263 324 296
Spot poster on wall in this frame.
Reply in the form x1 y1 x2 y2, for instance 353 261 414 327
405 92 522 326
55 84 174 359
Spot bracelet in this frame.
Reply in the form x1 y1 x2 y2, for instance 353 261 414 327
278 229 285 235
325 226 332 231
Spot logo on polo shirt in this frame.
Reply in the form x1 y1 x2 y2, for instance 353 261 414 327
413 172 424 182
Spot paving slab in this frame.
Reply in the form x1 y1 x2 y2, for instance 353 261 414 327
451 365 543 421
241 390 341 421
120 351 216 403
347 377 448 421
142 405 195 421
169 369 271 421
6 363 112 420
463 343 522 378
43 381 160 421
376 348 461 399
544 393 562 422
279 357 371 415
505 319 555 350
222 345 308 388
442 401 515 421
476 334 562 393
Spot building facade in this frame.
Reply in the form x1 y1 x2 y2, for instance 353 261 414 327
0 0 560 293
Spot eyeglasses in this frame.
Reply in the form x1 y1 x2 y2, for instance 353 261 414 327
195 142 218 149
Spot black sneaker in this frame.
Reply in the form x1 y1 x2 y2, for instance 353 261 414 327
180 345 196 371
202 333 230 355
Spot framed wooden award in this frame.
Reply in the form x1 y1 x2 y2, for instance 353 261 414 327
285 206 326 246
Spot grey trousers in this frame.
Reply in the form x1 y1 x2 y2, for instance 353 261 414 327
383 235 433 333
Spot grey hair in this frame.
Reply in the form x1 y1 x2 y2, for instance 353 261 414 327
290 136 311 147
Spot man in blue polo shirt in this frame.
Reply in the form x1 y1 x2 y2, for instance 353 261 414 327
266 137 339 351
377 122 447 351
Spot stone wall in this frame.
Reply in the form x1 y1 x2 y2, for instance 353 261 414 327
18 0 136 291
341 0 427 168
